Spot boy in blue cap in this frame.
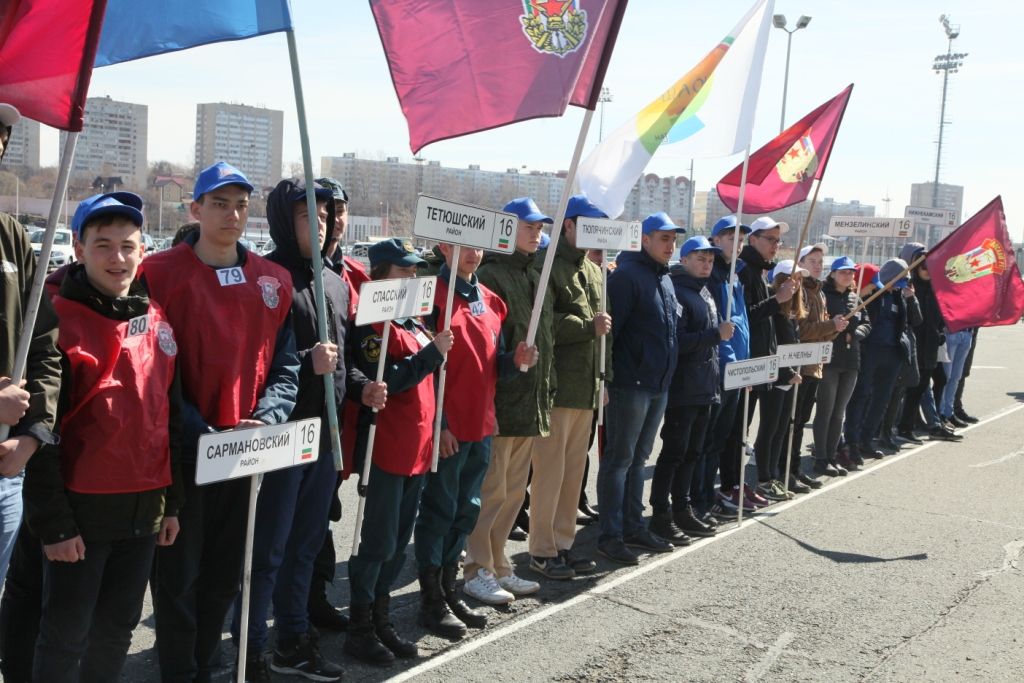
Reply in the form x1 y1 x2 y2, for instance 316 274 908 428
598 212 683 564
26 192 183 682
145 162 300 683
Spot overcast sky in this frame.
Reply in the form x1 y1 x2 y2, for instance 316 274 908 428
40 0 1024 239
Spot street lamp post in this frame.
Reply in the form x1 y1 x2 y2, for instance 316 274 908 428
773 14 812 133
931 15 967 243
598 87 612 142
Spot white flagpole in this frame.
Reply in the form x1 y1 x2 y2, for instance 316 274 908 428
724 146 752 321
0 131 78 442
520 108 595 371
351 320 392 556
430 245 461 472
235 472 262 683
285 29 345 471
737 388 750 527
596 257 609 426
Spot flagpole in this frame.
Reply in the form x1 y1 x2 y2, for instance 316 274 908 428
430 245 461 472
285 29 345 472
520 108 595 371
845 254 927 320
736 388 750 527
790 178 821 267
724 146 751 322
0 132 78 442
596 257 609 426
352 321 392 556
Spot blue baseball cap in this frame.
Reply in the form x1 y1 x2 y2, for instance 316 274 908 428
369 238 425 269
642 212 685 235
829 256 857 271
565 194 607 220
503 197 553 224
71 192 144 237
539 232 551 249
711 215 752 237
679 236 721 258
316 177 349 203
193 161 254 200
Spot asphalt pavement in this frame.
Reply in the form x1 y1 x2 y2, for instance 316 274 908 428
122 323 1024 682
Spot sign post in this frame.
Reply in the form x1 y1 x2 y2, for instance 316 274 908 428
413 194 517 471
350 276 437 555
774 342 833 496
573 217 642 426
196 417 322 683
723 356 780 526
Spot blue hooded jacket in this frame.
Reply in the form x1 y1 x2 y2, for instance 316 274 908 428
708 252 750 374
608 249 678 393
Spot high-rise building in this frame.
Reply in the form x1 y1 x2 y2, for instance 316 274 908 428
195 103 284 193
2 117 41 170
909 181 964 242
59 96 148 188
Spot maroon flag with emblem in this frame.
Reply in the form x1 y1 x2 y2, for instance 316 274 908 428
717 84 853 214
926 196 1024 332
369 0 628 153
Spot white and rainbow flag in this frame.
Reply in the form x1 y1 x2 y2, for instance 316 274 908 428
577 0 774 219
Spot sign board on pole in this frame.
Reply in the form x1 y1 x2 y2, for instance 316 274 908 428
196 418 321 485
828 216 913 239
356 276 437 326
776 342 833 366
574 217 643 252
723 356 780 390
414 194 517 253
904 205 957 228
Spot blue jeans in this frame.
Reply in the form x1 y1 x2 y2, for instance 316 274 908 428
0 472 24 587
941 330 973 417
598 387 668 543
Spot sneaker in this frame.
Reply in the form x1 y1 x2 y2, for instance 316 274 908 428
242 652 272 683
756 481 786 502
796 472 823 489
497 572 540 596
878 436 900 453
529 555 575 580
559 549 596 574
462 568 514 605
771 480 795 500
954 408 979 424
271 633 344 682
928 425 963 442
787 475 811 494
946 414 969 429
699 511 720 529
623 528 674 553
717 487 755 512
896 429 924 445
709 502 738 520
743 485 770 508
856 442 884 460
597 538 639 565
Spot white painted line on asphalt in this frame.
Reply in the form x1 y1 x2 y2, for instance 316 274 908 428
969 365 1007 369
745 631 795 682
977 539 1024 577
390 402 1024 682
970 447 1024 468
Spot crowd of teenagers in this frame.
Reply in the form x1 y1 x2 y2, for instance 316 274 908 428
0 110 983 682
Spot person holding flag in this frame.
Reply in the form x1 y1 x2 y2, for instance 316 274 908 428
463 198 551 603
144 162 301 683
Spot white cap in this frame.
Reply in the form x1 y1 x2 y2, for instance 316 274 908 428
749 216 790 235
770 259 809 282
798 242 828 261
0 104 20 128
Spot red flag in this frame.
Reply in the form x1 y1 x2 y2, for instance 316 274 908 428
0 0 107 131
369 0 628 153
926 197 1024 332
717 84 853 214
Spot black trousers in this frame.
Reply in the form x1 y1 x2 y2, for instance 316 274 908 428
650 404 711 513
787 377 820 474
754 387 793 483
0 522 43 682
152 461 250 683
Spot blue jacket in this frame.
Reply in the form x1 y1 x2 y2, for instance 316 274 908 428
608 249 678 393
667 267 720 406
708 252 750 374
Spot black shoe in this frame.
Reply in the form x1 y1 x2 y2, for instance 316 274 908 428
271 632 344 681
507 525 527 541
373 595 418 658
878 436 900 453
928 425 963 442
831 461 849 476
597 539 639 565
418 567 467 639
796 472 823 489
576 513 597 526
699 511 720 529
514 506 530 532
946 414 969 429
441 564 487 629
673 506 716 537
812 461 841 477
786 475 811 495
648 511 692 546
954 408 979 424
857 442 884 460
308 581 349 632
624 528 675 553
559 548 596 574
529 554 575 579
836 451 860 471
241 651 272 683
578 501 599 520
897 429 924 445
344 603 394 666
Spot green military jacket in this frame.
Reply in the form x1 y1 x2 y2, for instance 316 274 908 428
477 249 554 437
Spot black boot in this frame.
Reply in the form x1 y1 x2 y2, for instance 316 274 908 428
442 564 487 629
343 603 394 666
417 567 468 639
308 576 349 632
372 595 418 659
673 506 716 538
648 510 691 546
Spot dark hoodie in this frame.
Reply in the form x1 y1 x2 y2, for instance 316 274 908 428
265 179 368 456
736 244 781 363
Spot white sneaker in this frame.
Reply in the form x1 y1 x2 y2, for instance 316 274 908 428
463 569 514 605
497 572 540 596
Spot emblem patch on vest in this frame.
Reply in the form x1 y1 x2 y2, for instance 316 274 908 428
361 335 382 363
155 321 178 357
257 276 282 309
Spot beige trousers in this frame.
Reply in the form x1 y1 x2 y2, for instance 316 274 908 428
463 435 534 579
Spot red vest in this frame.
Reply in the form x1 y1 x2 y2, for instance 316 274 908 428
342 256 370 318
142 244 293 428
435 279 506 442
53 296 177 494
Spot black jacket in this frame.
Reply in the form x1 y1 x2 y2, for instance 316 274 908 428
910 276 945 370
771 309 800 385
666 267 720 407
736 245 781 392
821 279 871 372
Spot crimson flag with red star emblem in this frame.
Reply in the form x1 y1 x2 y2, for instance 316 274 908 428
716 83 853 215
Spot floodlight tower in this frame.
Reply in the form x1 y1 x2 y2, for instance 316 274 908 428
773 14 812 133
932 15 967 210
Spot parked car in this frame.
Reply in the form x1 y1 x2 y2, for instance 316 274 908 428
29 228 75 272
